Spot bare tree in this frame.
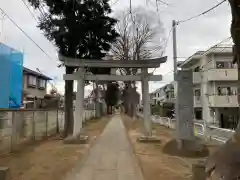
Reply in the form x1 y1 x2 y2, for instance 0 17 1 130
111 7 165 116
206 1 240 180
111 7 165 74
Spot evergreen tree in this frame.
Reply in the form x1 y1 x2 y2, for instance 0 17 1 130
27 0 118 137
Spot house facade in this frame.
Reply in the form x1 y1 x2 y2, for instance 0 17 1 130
150 83 175 117
180 47 238 129
23 67 52 108
151 83 175 105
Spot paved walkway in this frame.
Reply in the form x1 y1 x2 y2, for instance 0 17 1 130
66 115 144 180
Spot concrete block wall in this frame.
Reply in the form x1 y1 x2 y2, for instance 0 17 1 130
0 109 95 153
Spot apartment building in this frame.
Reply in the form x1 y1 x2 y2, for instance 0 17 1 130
150 83 175 117
23 67 52 108
180 47 238 129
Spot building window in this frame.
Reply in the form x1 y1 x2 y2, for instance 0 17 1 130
194 89 201 100
232 88 237 95
217 87 235 95
195 109 202 120
166 91 174 99
216 61 234 69
194 89 201 96
38 79 46 89
194 66 200 72
28 75 37 87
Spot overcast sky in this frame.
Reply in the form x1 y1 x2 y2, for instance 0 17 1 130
0 0 232 96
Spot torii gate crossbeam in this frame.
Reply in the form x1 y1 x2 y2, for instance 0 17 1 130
64 74 162 81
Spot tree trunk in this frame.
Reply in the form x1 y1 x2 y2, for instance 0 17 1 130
110 106 112 114
63 66 75 138
125 81 132 116
95 82 101 118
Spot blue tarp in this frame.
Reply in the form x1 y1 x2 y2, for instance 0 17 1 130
0 43 23 108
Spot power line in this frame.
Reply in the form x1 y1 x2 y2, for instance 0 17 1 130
153 37 232 75
20 0 38 22
203 36 231 55
20 0 60 66
177 0 227 24
111 0 120 6
129 0 132 14
38 4 46 17
156 0 171 7
0 7 55 62
161 27 173 55
152 27 173 73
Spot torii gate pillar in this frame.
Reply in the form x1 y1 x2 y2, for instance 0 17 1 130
142 68 152 136
73 68 85 137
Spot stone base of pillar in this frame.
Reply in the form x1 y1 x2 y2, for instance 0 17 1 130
162 139 209 158
191 160 207 180
137 135 161 143
178 139 204 152
63 134 88 144
0 167 10 180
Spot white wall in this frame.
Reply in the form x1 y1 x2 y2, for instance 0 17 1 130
183 51 238 125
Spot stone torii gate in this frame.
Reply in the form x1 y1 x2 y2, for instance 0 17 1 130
59 55 167 141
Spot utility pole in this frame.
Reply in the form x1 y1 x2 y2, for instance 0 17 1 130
172 20 182 147
172 20 178 80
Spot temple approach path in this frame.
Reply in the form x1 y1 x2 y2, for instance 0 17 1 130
66 114 144 180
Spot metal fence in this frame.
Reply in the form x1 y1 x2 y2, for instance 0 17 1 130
0 109 95 153
194 123 205 136
207 126 234 143
136 113 234 143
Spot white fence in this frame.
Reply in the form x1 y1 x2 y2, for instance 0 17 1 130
207 126 234 143
0 109 95 153
137 113 235 143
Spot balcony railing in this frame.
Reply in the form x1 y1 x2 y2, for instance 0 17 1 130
207 69 238 81
208 95 238 107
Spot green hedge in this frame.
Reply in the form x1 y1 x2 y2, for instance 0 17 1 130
151 105 162 115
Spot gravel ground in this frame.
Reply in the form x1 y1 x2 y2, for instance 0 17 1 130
121 115 220 180
0 116 109 180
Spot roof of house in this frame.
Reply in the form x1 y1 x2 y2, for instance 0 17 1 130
23 67 52 80
150 82 174 94
202 46 232 56
179 51 205 68
180 46 233 68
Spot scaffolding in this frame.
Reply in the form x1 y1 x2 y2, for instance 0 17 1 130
0 43 23 108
